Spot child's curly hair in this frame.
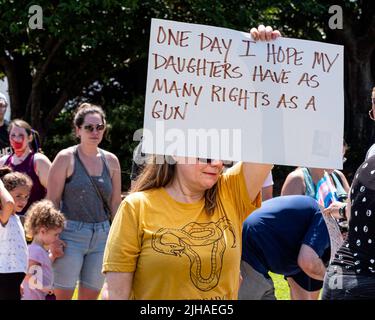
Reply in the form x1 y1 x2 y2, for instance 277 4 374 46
24 200 65 238
0 166 33 191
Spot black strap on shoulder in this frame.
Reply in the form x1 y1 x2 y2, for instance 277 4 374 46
75 147 112 221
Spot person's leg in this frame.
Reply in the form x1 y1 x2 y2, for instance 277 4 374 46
287 277 320 300
297 244 326 281
54 288 76 300
78 221 110 300
238 260 276 300
287 270 323 300
77 286 101 300
53 220 88 300
0 272 25 300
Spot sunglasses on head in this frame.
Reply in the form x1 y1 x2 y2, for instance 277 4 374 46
197 158 234 168
82 123 105 132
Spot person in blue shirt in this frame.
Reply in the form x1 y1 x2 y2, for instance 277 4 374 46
239 195 330 300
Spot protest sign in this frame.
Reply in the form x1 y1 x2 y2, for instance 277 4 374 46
142 18 344 168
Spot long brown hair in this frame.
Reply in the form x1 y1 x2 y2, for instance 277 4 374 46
131 156 219 215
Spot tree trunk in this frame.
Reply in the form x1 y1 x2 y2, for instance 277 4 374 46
345 56 373 147
0 54 31 119
327 13 375 151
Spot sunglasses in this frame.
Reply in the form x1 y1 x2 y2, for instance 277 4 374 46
82 123 106 132
197 158 234 168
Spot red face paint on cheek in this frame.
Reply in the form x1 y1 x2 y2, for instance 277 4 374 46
10 139 24 150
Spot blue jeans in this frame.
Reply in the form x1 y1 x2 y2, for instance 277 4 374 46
322 265 375 300
53 220 110 291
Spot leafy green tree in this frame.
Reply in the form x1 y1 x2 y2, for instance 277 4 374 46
0 0 141 138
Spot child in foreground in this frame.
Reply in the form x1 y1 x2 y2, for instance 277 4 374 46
22 200 65 300
0 168 31 300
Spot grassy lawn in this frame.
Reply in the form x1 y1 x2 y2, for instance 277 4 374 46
270 273 290 300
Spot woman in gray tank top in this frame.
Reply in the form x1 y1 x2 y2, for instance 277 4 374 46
47 103 122 300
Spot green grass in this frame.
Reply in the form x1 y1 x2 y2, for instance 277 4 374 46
270 273 290 300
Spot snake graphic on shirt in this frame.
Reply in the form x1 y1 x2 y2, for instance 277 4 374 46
151 217 236 291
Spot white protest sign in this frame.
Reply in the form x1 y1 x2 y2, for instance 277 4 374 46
143 18 344 168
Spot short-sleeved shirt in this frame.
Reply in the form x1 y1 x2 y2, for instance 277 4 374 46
22 243 53 300
0 215 28 273
242 195 330 277
103 162 261 300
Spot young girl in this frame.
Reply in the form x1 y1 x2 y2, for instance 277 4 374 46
0 167 32 300
0 119 51 216
22 200 65 300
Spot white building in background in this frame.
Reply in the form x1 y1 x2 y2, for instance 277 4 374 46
0 77 11 121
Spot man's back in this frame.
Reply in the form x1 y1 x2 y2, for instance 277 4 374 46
242 195 330 277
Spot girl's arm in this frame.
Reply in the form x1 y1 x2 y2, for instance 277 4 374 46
0 179 15 225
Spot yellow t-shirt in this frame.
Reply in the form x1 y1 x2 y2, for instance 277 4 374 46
102 162 261 300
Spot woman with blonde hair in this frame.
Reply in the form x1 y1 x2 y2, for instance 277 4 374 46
103 25 279 300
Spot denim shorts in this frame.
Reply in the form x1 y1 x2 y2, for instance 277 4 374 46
53 220 110 292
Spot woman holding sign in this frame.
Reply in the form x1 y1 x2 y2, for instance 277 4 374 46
102 25 279 300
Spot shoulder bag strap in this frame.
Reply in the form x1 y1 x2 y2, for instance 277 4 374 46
75 149 112 221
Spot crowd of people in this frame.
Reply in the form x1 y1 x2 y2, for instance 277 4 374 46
0 26 375 301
